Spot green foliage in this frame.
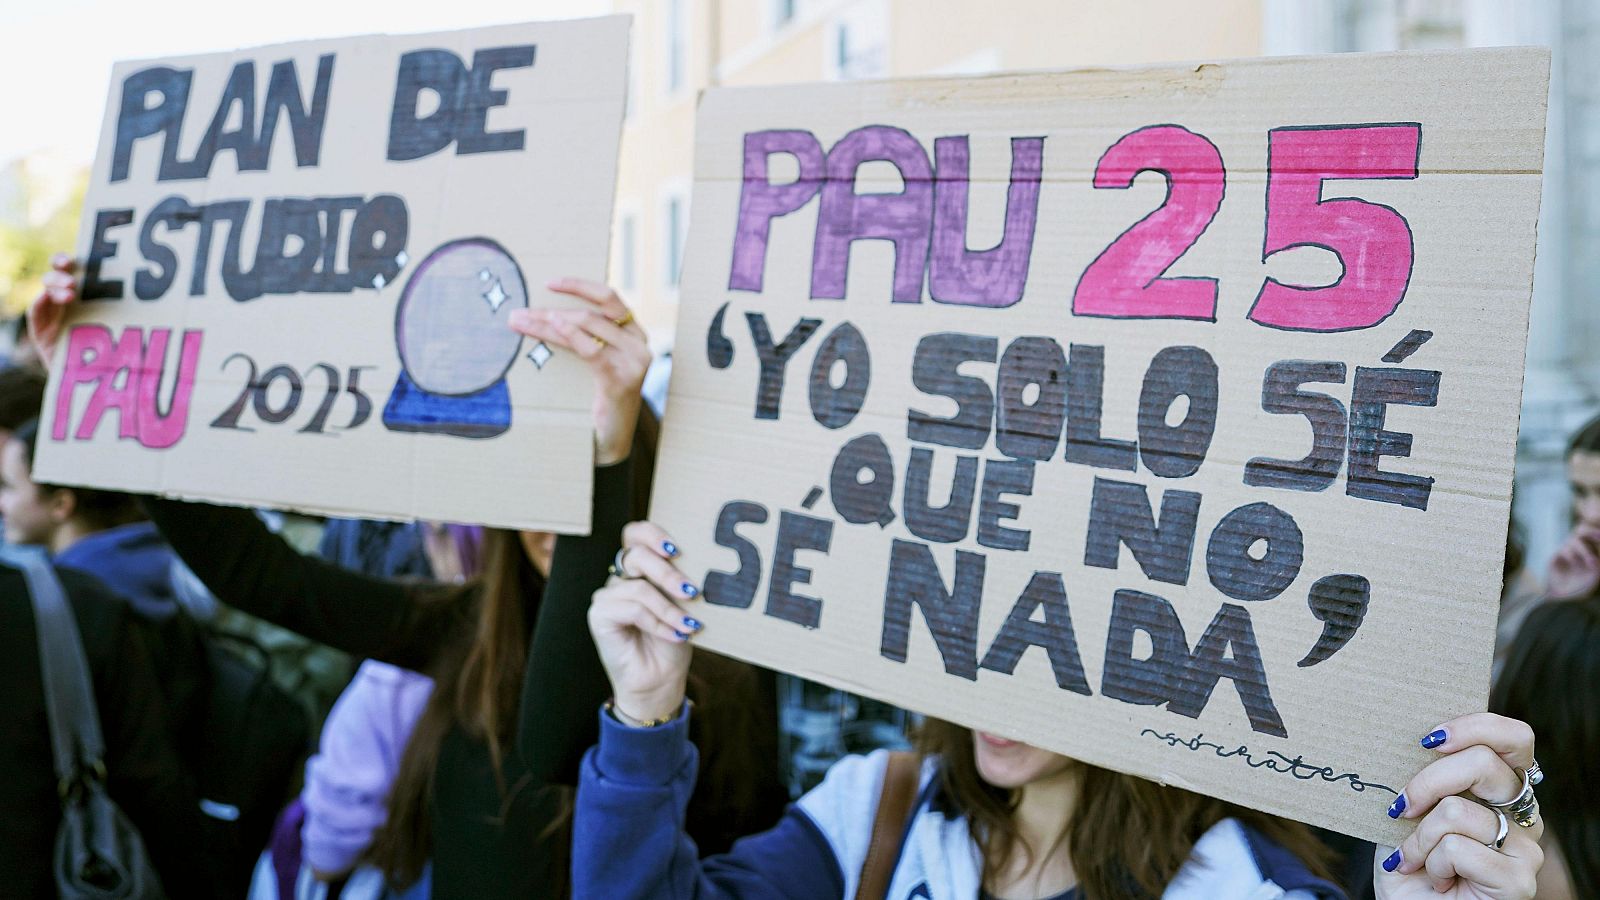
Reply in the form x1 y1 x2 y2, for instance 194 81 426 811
0 167 87 316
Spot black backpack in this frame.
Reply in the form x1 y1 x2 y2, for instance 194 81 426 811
192 630 311 897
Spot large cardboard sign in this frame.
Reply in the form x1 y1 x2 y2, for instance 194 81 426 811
653 49 1548 842
36 17 629 532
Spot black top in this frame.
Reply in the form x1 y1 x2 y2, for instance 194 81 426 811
144 461 618 897
0 563 210 899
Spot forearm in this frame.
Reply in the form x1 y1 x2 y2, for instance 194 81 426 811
516 458 632 782
140 497 440 668
576 707 837 900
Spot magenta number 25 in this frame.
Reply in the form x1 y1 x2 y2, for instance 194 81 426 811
1071 123 1421 332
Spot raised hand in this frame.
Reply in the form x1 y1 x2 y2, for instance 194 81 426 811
1545 524 1600 600
587 521 701 725
1375 713 1543 899
506 278 650 466
29 253 79 367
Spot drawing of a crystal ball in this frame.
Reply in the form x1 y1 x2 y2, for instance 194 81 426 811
394 238 527 396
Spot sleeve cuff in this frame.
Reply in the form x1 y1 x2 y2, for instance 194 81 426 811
593 457 631 500
594 701 692 786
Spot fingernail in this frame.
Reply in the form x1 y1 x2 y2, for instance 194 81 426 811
1381 849 1402 873
683 617 702 631
1387 794 1407 819
681 582 699 598
662 541 679 557
1420 729 1447 749
546 278 564 289
674 630 689 641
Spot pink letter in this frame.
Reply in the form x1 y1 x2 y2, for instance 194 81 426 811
75 327 144 441
1248 123 1420 332
135 328 203 449
1072 125 1225 321
52 325 115 441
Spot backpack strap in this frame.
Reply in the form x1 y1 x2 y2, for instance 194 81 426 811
1 546 105 791
855 751 921 900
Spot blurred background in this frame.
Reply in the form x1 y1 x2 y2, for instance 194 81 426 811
1 0 1590 572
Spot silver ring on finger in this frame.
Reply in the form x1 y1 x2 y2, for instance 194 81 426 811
1526 760 1544 786
1486 767 1539 828
1485 807 1509 850
609 546 641 579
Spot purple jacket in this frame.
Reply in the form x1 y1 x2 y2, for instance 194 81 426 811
300 660 434 875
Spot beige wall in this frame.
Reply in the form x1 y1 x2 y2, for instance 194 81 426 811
609 0 1263 346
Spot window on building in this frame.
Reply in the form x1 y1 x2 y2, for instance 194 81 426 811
664 194 686 289
666 0 687 94
774 0 797 29
827 0 888 81
624 39 638 120
619 214 637 292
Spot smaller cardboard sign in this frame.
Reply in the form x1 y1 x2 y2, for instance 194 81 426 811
652 48 1549 843
35 16 630 532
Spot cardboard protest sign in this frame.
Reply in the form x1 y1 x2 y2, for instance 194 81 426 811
36 16 629 532
652 48 1549 842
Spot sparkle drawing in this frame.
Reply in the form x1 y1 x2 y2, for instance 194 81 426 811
382 237 528 438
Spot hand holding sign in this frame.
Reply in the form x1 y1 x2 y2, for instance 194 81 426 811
508 279 650 467
30 254 76 364
1375 713 1542 899
589 521 703 725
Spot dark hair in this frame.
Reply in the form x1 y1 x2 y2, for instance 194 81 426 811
916 720 1336 899
0 365 46 433
368 403 776 889
1567 415 1600 459
12 418 142 531
1504 511 1525 583
1490 600 1600 899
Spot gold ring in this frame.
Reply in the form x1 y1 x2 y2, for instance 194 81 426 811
612 311 634 328
592 335 607 349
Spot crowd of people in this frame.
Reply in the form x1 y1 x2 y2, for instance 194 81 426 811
0 253 1589 899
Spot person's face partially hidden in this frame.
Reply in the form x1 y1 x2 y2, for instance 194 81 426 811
519 529 556 578
0 439 59 546
971 730 1076 790
1569 450 1600 531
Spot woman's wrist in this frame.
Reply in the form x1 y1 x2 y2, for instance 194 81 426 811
594 393 642 466
609 691 685 728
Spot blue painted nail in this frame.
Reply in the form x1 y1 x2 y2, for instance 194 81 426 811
683 617 703 631
682 582 699 598
674 630 689 641
1421 729 1447 749
663 541 679 557
1387 794 1407 819
1381 849 1401 873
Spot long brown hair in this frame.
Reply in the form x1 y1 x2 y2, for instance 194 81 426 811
1491 599 1600 899
366 408 659 886
917 719 1335 899
366 405 783 886
367 525 544 885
